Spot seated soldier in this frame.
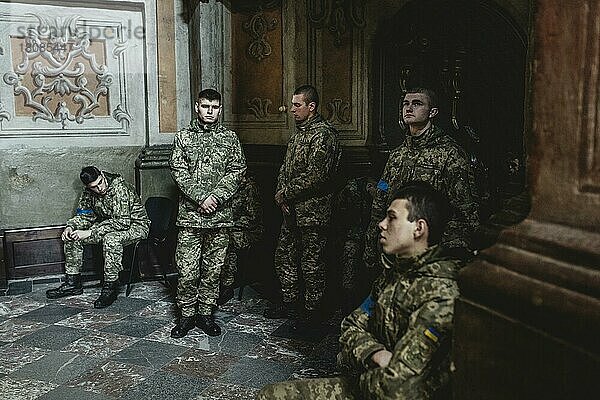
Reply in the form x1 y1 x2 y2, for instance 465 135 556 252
218 173 264 305
46 166 150 308
257 181 463 400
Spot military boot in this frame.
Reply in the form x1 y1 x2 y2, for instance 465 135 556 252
263 301 299 319
197 314 221 336
46 274 83 299
93 280 119 309
171 316 196 338
217 285 234 306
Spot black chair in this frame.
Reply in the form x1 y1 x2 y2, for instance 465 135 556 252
126 196 177 296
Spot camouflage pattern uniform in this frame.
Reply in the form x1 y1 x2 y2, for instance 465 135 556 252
221 174 264 288
364 125 479 268
64 172 149 282
258 245 462 399
170 119 246 317
274 113 340 310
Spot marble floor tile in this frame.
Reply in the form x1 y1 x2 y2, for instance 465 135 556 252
36 386 115 400
207 329 263 356
18 304 84 324
94 297 154 315
224 313 286 337
119 370 211 400
289 366 341 380
100 315 169 338
219 295 268 315
123 281 173 301
0 343 51 374
110 339 188 369
66 360 153 397
62 331 140 359
0 318 47 342
163 348 240 379
270 320 329 343
9 350 101 385
213 310 238 325
195 382 260 400
0 296 46 318
0 377 58 400
55 309 126 330
218 356 297 389
133 300 178 321
13 324 88 350
246 336 316 366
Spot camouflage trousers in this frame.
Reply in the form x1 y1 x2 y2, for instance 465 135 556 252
273 221 327 310
256 376 359 400
64 223 148 282
175 227 229 316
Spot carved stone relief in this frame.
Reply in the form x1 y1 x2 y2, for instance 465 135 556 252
246 97 273 119
325 98 351 124
308 0 366 46
243 11 277 61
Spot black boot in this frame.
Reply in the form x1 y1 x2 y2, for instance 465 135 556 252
197 314 221 336
46 274 83 299
263 301 299 319
217 285 234 306
171 316 196 338
93 281 119 309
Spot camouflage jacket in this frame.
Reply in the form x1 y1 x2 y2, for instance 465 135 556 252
170 119 247 228
336 177 376 241
339 246 462 399
277 114 341 226
365 125 479 265
66 172 149 242
230 174 264 249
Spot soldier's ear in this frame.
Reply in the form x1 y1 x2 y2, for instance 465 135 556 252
428 107 438 119
194 102 199 114
414 219 428 241
308 101 316 112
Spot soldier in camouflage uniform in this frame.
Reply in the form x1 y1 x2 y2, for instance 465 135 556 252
364 87 479 272
46 166 149 309
257 182 462 400
218 173 263 305
170 88 246 338
264 85 341 325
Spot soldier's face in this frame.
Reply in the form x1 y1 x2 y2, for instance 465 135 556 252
401 93 438 128
87 174 108 195
196 98 221 124
378 199 417 256
290 94 315 123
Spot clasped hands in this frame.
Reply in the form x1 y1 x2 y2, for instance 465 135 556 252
197 194 219 214
61 226 91 241
371 349 392 368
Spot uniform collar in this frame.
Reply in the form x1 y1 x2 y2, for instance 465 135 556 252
296 113 323 132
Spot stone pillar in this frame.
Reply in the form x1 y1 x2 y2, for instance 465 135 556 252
452 0 600 398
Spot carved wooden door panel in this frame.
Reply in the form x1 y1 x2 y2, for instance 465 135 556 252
221 1 295 144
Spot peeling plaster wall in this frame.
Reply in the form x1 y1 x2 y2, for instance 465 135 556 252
0 147 142 229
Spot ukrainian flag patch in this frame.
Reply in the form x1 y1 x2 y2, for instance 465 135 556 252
424 327 440 343
76 208 93 215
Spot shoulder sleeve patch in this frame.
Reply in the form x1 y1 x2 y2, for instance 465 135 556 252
76 208 93 215
377 179 389 192
359 295 375 316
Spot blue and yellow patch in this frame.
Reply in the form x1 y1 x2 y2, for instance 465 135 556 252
423 326 441 343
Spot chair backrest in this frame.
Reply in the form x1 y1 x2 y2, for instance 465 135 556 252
144 196 176 240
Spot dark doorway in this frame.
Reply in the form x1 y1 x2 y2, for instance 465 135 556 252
373 0 527 222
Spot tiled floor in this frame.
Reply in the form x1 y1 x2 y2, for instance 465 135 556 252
0 281 341 399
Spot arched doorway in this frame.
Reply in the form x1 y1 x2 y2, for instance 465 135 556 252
373 0 528 227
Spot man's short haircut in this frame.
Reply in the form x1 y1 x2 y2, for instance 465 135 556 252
198 88 221 103
294 85 319 108
80 166 101 185
390 181 449 245
405 87 438 109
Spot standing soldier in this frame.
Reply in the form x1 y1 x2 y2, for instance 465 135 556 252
46 166 149 309
364 87 479 271
169 88 246 338
263 85 341 327
218 173 264 305
257 182 462 400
